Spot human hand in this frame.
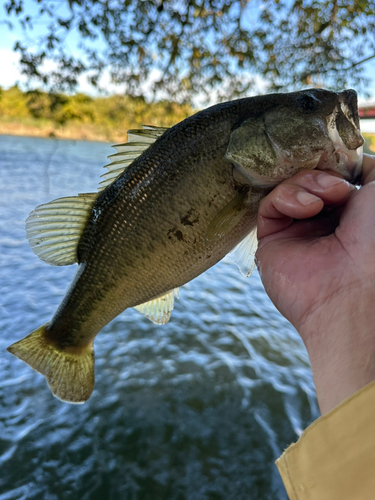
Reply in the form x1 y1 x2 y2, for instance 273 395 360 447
256 154 375 414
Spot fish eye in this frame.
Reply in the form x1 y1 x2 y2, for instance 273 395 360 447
297 94 318 111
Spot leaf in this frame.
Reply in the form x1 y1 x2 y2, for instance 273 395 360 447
2 0 374 100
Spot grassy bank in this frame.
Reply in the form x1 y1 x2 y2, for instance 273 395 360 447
0 86 193 143
1 86 375 151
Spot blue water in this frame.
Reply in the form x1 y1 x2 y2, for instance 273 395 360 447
0 135 318 500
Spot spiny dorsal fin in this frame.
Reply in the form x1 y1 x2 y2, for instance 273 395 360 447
98 125 168 191
127 125 169 144
26 193 97 266
134 288 179 325
230 227 258 277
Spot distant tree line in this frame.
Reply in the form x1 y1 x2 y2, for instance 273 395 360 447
0 85 373 151
0 85 193 130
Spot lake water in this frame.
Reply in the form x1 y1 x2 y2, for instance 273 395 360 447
0 135 318 500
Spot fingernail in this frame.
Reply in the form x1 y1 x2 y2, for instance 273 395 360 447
296 191 321 206
317 174 346 188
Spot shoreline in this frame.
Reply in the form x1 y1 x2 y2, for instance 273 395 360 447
0 121 128 144
0 121 374 153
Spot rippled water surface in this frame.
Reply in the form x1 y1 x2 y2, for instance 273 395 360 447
0 135 319 500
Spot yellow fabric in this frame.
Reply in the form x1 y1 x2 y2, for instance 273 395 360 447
276 380 375 500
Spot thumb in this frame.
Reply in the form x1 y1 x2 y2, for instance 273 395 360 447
336 181 375 263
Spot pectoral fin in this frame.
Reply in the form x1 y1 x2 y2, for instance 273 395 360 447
206 190 250 242
230 227 258 277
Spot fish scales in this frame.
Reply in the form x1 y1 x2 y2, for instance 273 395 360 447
55 102 264 341
7 89 364 403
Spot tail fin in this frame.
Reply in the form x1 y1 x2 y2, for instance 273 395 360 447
7 324 94 404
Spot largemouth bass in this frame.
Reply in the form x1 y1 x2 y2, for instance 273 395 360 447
7 89 364 403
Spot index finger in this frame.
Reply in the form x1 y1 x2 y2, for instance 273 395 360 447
362 154 375 184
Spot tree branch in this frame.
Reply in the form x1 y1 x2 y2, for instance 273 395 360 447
302 53 375 80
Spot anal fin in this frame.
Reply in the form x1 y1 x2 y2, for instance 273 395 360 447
134 289 179 325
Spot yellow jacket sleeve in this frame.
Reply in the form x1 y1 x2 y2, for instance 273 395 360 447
276 380 375 500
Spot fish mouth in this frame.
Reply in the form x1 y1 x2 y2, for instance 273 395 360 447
315 135 363 183
316 91 364 183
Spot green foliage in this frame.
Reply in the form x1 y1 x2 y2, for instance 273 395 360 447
3 0 375 102
0 85 30 118
364 133 375 154
0 85 193 137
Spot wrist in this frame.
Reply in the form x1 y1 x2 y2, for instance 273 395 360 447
299 284 375 414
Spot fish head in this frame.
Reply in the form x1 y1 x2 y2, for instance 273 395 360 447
226 88 364 187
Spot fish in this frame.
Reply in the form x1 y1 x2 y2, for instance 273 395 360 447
7 89 364 403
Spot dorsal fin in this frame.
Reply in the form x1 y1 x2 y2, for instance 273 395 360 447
26 193 97 266
98 126 168 191
134 288 179 325
26 126 168 266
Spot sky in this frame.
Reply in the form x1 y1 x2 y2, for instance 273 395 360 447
1 1 375 104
